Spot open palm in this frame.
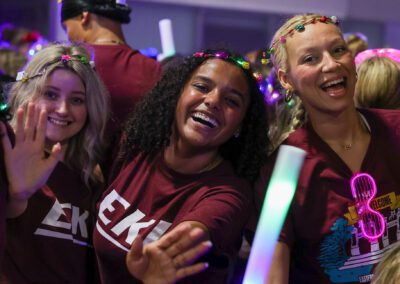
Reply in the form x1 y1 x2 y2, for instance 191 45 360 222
1 103 61 201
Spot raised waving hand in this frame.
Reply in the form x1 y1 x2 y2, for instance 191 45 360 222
1 102 62 217
126 222 212 284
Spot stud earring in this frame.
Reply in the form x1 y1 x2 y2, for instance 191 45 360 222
234 129 240 138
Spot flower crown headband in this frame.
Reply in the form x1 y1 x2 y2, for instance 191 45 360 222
16 54 95 82
260 15 339 65
355 48 400 66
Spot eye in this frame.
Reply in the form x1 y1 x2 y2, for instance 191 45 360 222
302 54 318 64
333 45 348 55
70 96 86 105
43 90 58 100
225 96 241 108
193 83 210 93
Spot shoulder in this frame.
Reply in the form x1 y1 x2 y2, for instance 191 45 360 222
360 108 400 136
92 44 161 74
360 107 400 124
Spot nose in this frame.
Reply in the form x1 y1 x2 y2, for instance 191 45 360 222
321 53 340 73
204 90 221 110
54 100 69 115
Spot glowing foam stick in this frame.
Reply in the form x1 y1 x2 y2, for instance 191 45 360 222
243 145 306 284
158 19 176 61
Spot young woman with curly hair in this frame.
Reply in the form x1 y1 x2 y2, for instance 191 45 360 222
94 48 270 283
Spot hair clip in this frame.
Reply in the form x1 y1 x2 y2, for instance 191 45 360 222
16 71 29 82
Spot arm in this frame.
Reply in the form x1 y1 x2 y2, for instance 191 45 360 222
266 241 290 284
1 103 61 218
126 221 212 284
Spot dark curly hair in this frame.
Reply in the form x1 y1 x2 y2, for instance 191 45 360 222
122 48 270 185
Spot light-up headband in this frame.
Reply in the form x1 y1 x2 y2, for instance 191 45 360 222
261 15 339 65
354 48 400 66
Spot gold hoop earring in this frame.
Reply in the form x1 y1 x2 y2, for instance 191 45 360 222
285 89 294 103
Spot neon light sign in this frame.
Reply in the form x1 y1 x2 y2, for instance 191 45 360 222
350 173 385 241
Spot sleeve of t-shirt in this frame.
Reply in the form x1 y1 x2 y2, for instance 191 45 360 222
177 180 252 257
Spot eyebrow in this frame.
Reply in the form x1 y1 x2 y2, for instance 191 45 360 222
45 85 86 96
192 75 247 100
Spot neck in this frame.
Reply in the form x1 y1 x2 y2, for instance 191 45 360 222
86 22 126 45
163 143 222 174
309 107 368 151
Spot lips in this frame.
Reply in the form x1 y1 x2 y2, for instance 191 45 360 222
320 77 346 92
191 112 220 128
48 117 70 126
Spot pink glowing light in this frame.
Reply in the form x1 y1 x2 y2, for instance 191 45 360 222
350 173 385 241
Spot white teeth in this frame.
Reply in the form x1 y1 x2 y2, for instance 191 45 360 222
48 117 69 126
192 112 219 128
323 78 344 88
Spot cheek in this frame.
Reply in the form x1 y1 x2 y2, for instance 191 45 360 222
226 109 246 130
75 106 88 122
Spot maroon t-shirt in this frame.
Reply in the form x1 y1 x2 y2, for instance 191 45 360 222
254 108 400 284
2 162 99 283
90 44 162 129
93 152 252 283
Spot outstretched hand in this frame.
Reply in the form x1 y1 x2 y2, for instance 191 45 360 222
1 103 62 216
126 223 212 284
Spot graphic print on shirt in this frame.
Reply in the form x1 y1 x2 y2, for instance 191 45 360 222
319 191 400 283
34 197 90 246
96 189 172 251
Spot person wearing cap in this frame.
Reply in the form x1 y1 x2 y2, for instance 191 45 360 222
60 0 162 151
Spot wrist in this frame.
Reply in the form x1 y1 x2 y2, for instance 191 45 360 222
6 197 28 218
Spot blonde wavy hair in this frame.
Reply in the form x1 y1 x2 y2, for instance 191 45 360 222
8 42 109 187
355 56 400 109
371 242 400 284
267 14 339 140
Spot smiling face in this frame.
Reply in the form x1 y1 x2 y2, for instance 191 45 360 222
279 22 357 117
35 68 87 147
174 59 250 151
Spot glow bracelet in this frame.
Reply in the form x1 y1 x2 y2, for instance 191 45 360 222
243 145 306 284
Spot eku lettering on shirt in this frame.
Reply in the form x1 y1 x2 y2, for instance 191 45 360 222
34 198 90 246
96 189 172 251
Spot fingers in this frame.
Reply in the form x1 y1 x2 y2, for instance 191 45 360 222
127 236 145 262
24 102 36 141
15 102 47 144
164 226 207 258
157 223 193 251
173 239 212 268
175 262 209 281
46 142 62 169
14 108 25 144
126 236 148 280
36 108 48 146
